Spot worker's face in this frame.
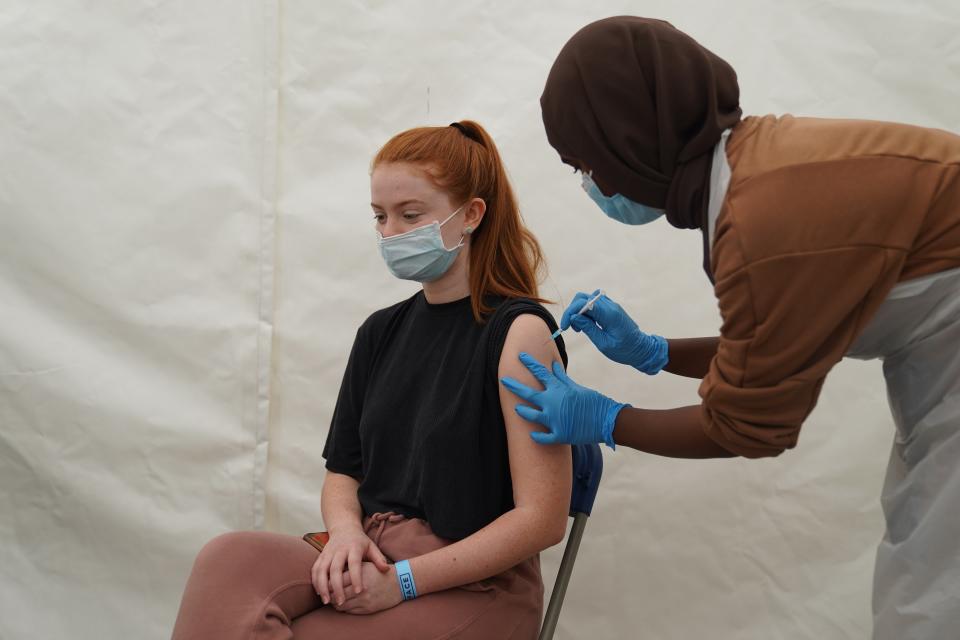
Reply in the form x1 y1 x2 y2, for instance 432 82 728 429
370 162 469 250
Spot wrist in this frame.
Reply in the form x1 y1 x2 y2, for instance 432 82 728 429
602 400 630 450
327 520 364 536
631 334 668 375
394 559 419 601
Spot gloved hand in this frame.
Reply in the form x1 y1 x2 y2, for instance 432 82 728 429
560 290 668 375
500 352 629 448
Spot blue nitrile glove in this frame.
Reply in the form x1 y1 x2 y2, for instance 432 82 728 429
500 352 629 449
560 290 668 375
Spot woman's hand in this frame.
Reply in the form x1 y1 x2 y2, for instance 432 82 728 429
334 562 403 615
311 525 390 606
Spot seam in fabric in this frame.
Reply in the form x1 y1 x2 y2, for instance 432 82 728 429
245 578 315 640
925 164 960 222
251 0 281 530
720 244 909 280
429 588 503 640
729 153 960 194
731 208 758 389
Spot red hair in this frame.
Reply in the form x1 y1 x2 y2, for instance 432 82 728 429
372 120 549 321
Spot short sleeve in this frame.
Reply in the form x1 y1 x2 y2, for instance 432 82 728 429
485 299 567 373
322 321 375 479
700 216 905 458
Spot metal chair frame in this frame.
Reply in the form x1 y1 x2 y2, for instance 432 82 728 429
538 443 603 640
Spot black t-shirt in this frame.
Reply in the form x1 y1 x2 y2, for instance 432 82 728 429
322 291 567 541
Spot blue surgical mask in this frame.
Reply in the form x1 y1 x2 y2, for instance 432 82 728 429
377 205 466 282
581 172 664 225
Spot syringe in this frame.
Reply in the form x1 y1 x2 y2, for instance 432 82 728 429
546 289 605 343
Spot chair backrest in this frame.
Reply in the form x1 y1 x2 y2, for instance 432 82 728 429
569 443 603 516
539 443 603 640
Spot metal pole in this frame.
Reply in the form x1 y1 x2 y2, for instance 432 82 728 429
538 513 589 640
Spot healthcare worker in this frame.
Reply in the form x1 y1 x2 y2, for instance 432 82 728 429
500 16 960 640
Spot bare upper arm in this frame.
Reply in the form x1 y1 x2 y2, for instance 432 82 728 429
497 313 572 515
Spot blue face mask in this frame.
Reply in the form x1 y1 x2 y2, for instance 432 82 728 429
377 205 466 282
581 172 664 225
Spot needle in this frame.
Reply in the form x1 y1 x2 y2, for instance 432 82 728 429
545 290 605 343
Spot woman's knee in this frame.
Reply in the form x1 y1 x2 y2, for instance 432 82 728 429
192 531 272 577
181 530 316 609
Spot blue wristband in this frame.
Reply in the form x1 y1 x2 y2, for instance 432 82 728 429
394 559 418 600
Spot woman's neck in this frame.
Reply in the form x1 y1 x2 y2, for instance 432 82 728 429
422 252 470 303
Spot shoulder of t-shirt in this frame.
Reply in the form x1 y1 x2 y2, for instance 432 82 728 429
355 291 422 342
485 296 556 325
484 296 567 367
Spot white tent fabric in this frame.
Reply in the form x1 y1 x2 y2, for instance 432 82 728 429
1 1 957 638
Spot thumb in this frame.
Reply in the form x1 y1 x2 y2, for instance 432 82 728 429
551 360 571 385
530 430 562 445
560 292 591 330
571 314 607 348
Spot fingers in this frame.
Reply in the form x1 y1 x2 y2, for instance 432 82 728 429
334 572 366 614
499 376 541 404
338 597 364 614
366 542 390 573
515 403 547 426
571 289 608 325
517 352 555 388
347 548 364 595
530 430 561 445
570 314 604 345
311 555 326 602
569 313 593 332
582 288 603 312
315 554 332 604
551 360 571 384
330 551 348 606
589 294 627 327
333 580 361 613
560 292 591 330
338 573 355 602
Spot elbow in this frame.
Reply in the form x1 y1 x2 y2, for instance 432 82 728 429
543 512 569 548
548 524 567 548
518 506 568 549
700 403 799 459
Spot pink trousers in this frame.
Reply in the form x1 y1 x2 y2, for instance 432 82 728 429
170 513 543 639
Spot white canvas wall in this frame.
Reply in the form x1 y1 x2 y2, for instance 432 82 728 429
1 1 957 638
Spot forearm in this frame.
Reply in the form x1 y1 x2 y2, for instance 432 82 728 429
408 506 564 597
663 337 719 379
321 472 364 533
613 404 736 458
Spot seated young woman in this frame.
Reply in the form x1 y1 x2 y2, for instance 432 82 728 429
170 120 572 639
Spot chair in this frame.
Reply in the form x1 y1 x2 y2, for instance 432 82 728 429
538 443 603 640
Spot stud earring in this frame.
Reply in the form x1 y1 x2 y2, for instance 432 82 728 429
464 226 474 235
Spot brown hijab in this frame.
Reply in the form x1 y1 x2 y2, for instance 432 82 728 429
540 16 741 243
